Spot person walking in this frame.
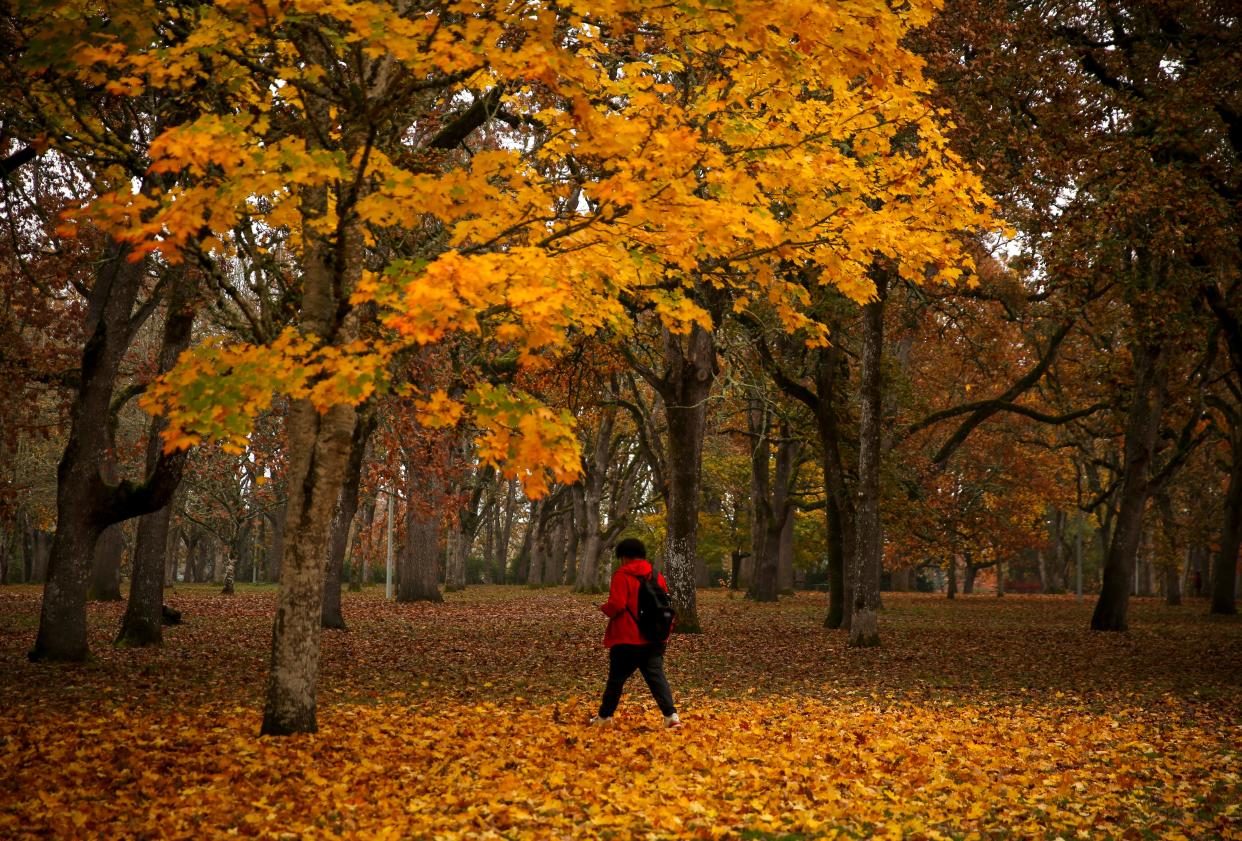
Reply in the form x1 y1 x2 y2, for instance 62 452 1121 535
590 537 681 729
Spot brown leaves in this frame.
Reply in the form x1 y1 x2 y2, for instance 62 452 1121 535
0 587 1239 839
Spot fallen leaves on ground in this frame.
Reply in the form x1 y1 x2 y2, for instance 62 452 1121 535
0 587 1239 839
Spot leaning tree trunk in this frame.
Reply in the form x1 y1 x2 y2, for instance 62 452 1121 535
1092 341 1166 631
848 269 887 648
322 413 373 629
1210 428 1242 615
31 243 187 662
117 282 195 646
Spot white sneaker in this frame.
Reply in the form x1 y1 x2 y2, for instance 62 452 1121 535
664 713 682 729
589 716 613 727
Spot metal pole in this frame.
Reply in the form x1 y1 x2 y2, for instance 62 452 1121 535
1075 530 1083 600
385 491 395 600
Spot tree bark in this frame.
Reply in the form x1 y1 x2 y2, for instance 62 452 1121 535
848 269 887 648
747 399 772 600
658 320 718 631
261 399 357 734
778 504 795 595
398 464 446 603
350 498 374 592
1210 428 1242 615
118 281 196 646
261 153 365 733
30 243 188 662
221 554 236 595
323 414 374 628
89 525 125 602
816 344 855 630
573 410 614 593
496 480 517 584
1091 341 1166 631
266 504 286 583
526 499 546 587
118 505 175 646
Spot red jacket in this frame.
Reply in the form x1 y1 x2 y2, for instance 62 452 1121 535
600 559 669 647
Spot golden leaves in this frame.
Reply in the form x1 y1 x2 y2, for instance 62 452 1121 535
1 589 1241 839
32 0 1001 499
2 694 1238 840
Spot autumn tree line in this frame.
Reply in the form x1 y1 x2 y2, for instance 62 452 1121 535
0 0 1237 734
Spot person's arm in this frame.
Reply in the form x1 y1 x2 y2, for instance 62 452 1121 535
600 571 628 617
657 572 669 594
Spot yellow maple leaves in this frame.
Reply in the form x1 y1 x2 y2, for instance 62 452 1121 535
28 0 999 496
5 694 1238 840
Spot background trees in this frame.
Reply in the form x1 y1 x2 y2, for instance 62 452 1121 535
2 0 1238 739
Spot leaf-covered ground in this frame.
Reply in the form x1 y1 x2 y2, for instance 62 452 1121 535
1 586 1238 839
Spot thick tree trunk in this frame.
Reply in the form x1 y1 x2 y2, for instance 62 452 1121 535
1092 341 1166 631
1210 430 1242 615
755 425 798 603
323 415 373 628
266 504 286 583
848 270 887 648
31 244 187 662
496 481 517 584
1165 563 1182 606
221 554 236 595
573 412 614 593
748 399 772 600
659 321 717 632
350 499 373 591
260 159 366 734
32 529 50 582
397 468 445 604
117 504 174 646
526 500 546 587
815 343 855 630
946 555 958 600
778 505 795 596
963 562 978 595
118 281 195 645
261 399 358 734
563 505 579 584
824 497 846 628
542 519 561 585
89 524 125 602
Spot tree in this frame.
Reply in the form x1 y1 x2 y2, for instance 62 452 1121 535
26 0 996 731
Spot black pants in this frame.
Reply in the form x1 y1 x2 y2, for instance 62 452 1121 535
599 643 676 718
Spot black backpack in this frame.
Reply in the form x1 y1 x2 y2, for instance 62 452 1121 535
629 570 676 642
